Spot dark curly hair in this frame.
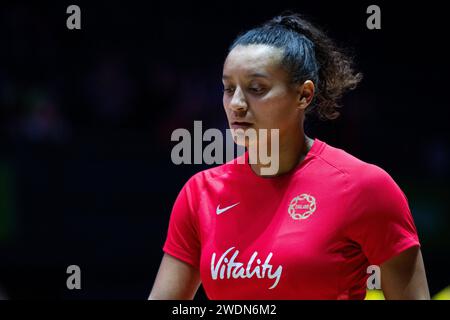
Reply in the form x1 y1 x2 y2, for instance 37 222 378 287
229 12 363 120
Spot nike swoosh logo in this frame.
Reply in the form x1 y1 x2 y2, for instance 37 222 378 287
216 202 240 215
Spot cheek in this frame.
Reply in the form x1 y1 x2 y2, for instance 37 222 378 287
253 94 298 128
222 96 230 114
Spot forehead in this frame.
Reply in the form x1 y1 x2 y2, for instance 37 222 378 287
223 44 284 78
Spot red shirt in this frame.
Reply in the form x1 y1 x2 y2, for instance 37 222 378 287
162 138 420 299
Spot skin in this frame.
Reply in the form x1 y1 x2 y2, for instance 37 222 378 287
149 44 430 300
148 253 201 300
380 246 430 299
222 44 314 176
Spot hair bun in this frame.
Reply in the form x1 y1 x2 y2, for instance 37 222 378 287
271 15 298 30
266 13 312 40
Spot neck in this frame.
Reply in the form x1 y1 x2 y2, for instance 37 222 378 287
249 126 312 177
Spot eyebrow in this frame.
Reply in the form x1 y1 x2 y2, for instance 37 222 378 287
222 72 270 80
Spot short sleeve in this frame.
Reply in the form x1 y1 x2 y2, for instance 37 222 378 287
162 178 201 269
346 165 421 266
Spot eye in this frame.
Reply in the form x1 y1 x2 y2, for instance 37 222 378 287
249 86 266 95
223 86 235 94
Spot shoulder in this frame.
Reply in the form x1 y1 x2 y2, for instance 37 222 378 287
317 141 410 225
315 140 398 191
183 153 246 190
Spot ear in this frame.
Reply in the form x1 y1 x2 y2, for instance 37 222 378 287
297 80 315 110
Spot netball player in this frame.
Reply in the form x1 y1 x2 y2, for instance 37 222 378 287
149 13 430 299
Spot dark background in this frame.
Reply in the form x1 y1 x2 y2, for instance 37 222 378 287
0 0 448 299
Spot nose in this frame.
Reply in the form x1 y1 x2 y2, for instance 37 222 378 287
228 87 248 112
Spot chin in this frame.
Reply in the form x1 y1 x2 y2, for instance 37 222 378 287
231 128 257 147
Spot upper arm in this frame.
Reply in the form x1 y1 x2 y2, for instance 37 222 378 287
150 176 202 300
148 253 202 300
380 246 430 300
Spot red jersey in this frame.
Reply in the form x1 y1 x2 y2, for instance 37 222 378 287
162 138 420 299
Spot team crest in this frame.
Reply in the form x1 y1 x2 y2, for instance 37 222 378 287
288 194 316 220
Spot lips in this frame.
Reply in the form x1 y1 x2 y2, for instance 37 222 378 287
231 121 253 129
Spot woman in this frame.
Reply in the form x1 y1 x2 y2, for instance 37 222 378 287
149 13 430 300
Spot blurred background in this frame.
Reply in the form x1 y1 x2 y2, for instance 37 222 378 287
0 0 448 299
